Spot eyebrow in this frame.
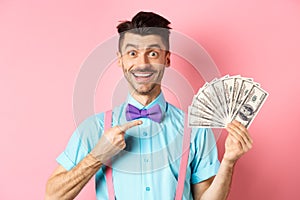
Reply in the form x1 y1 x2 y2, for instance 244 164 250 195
124 43 163 51
124 43 138 50
146 44 162 49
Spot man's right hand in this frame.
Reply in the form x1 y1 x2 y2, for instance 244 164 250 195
90 120 142 164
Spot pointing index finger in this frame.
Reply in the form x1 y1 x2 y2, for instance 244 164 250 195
118 120 143 133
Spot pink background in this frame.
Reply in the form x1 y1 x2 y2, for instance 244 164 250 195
1 0 300 199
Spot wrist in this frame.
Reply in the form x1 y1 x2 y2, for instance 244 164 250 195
87 153 103 168
221 157 236 168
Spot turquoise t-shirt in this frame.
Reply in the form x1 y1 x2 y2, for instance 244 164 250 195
57 93 220 200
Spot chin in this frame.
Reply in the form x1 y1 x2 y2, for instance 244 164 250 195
134 85 159 96
135 89 153 95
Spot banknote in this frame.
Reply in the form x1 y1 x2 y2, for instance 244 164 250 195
188 112 225 128
211 76 228 119
189 105 223 123
231 79 256 117
193 89 224 120
232 85 268 128
188 75 268 128
201 83 226 119
222 76 235 122
230 77 243 116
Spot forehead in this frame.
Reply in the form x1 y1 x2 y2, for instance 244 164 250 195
121 32 167 51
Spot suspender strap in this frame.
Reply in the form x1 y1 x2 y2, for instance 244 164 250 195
104 110 115 200
175 117 191 200
104 110 191 200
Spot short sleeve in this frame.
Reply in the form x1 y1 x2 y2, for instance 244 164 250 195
56 113 104 171
190 128 220 184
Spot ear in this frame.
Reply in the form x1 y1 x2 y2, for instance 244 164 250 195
165 51 171 67
117 52 122 67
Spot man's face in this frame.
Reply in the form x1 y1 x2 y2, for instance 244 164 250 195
118 32 170 96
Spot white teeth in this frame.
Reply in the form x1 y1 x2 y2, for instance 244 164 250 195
134 73 152 77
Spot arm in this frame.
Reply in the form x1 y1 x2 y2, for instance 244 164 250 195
45 154 102 200
45 120 142 200
192 120 253 200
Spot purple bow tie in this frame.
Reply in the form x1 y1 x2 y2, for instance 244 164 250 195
125 104 162 123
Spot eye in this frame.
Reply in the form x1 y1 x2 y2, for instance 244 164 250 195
128 50 137 57
148 51 159 58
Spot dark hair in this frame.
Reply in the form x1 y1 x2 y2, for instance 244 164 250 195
117 11 171 52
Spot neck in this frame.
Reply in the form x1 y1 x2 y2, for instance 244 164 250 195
129 87 161 106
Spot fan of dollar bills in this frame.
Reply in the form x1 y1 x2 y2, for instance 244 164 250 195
188 75 268 128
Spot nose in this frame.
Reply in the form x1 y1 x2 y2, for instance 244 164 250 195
137 52 149 67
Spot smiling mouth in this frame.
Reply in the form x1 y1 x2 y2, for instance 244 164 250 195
131 72 156 84
133 72 153 78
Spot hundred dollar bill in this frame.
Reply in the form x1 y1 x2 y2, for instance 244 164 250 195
193 89 224 120
222 76 235 122
232 85 268 128
231 79 256 118
188 113 225 128
189 74 268 128
201 83 226 119
188 105 223 123
230 77 243 116
212 76 228 121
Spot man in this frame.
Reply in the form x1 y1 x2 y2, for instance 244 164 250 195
45 11 252 200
